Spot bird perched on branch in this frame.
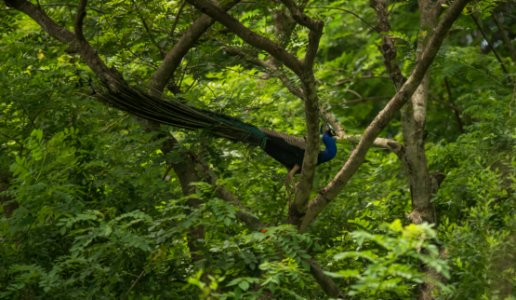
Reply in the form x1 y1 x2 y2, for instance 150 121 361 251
99 86 337 177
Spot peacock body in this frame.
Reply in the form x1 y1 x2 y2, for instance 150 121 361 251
99 86 337 171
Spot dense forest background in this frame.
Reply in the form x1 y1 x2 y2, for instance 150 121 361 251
0 0 514 299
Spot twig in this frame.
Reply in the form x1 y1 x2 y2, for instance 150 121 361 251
131 0 165 56
186 0 304 76
444 77 464 133
306 5 377 33
492 12 516 62
168 0 187 41
470 14 508 74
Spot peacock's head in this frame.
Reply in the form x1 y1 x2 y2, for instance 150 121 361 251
320 124 337 137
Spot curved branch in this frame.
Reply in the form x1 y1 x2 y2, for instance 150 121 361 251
151 0 241 94
185 0 304 76
74 0 87 42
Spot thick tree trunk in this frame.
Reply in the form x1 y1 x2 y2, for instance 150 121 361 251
402 76 435 225
403 0 439 223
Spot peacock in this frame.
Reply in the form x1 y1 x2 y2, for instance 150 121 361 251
99 86 337 177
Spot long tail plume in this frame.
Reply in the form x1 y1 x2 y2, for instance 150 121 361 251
98 85 267 146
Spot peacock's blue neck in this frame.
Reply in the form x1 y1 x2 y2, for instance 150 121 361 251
317 132 337 165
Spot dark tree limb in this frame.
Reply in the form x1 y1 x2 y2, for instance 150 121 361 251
74 0 87 42
277 1 323 227
185 0 304 76
279 0 319 31
308 258 347 299
168 0 187 41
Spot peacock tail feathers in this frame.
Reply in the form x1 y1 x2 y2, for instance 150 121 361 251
99 86 268 147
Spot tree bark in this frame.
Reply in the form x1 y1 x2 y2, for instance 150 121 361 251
407 1 442 299
404 0 440 224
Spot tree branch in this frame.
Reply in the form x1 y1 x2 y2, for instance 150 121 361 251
185 0 304 76
273 1 323 227
279 0 323 67
279 0 319 31
307 258 347 299
224 46 305 98
370 0 406 89
444 77 464 133
74 0 87 42
299 0 471 232
343 134 403 156
6 0 75 43
151 0 241 93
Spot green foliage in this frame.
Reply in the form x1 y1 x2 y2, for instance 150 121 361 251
1 0 514 299
330 220 449 299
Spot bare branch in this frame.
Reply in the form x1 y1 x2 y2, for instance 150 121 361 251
444 77 464 133
264 2 324 225
370 0 406 89
185 0 304 76
130 0 165 56
279 0 319 31
308 259 347 299
299 0 472 231
74 0 87 42
304 21 323 68
6 0 75 44
290 70 320 225
307 5 377 33
343 134 403 156
224 46 304 98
